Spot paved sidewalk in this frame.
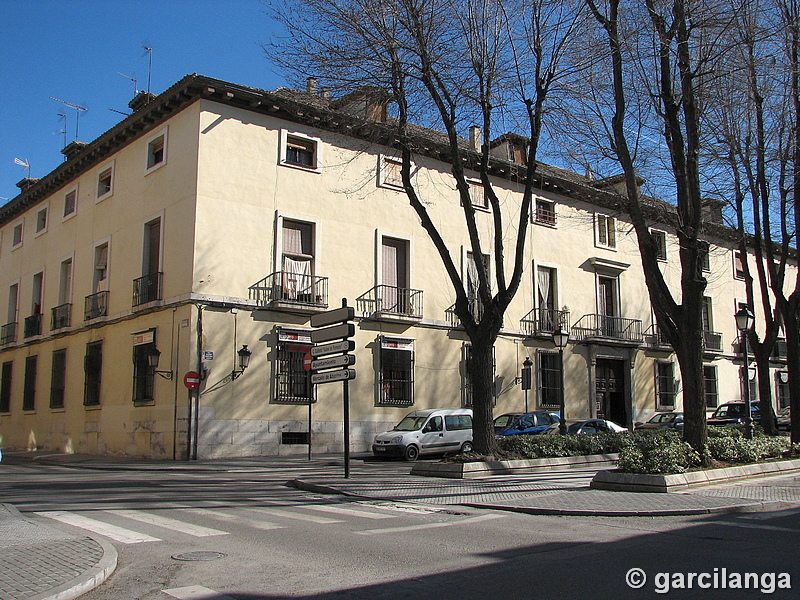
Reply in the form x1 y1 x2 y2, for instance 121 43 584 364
0 503 116 600
2 451 800 600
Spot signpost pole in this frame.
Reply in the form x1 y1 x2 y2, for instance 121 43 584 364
341 299 351 479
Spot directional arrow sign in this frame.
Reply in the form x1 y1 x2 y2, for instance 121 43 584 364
311 306 355 328
311 323 355 344
311 340 356 357
311 368 356 385
312 354 356 371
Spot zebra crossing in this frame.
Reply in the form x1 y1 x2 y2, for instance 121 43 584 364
33 499 503 545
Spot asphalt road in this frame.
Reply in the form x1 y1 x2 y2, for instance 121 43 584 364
2 457 799 599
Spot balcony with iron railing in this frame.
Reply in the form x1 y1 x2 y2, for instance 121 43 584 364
133 272 163 307
702 329 723 354
520 307 569 338
644 324 671 350
570 314 643 346
446 296 484 328
85 291 109 320
51 303 72 330
249 272 328 313
24 313 42 338
0 322 17 345
356 285 423 322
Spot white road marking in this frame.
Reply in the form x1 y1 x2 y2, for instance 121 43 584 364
244 506 343 524
299 504 396 519
162 585 237 600
106 509 229 537
355 512 506 535
180 508 286 530
35 511 161 544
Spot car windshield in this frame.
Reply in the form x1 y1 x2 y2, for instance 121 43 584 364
713 405 746 418
494 415 519 429
394 416 429 431
650 414 676 423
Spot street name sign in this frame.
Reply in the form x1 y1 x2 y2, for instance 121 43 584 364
312 354 356 371
311 323 355 344
311 340 356 357
310 306 355 328
311 368 356 384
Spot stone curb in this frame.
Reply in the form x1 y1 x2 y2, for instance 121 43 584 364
410 453 619 478
2 504 118 600
459 500 798 517
590 458 800 493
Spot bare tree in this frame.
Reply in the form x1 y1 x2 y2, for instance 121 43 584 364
582 0 742 457
266 0 592 453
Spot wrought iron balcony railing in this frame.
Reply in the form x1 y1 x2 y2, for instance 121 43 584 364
0 322 16 345
249 272 328 309
24 313 42 338
703 330 723 353
520 307 569 336
133 272 163 306
51 303 72 330
644 324 671 349
570 314 643 344
84 291 109 320
356 285 423 319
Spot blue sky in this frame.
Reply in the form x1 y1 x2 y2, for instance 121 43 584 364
0 1 288 202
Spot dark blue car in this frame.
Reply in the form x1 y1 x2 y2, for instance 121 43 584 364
495 411 561 438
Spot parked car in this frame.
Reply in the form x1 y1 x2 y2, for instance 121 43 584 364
777 406 791 431
634 412 684 432
707 402 759 427
493 412 524 435
372 408 473 461
543 419 627 435
495 411 560 438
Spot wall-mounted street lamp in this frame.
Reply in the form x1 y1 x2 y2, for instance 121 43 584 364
146 346 174 380
231 344 252 380
552 327 570 435
735 307 755 439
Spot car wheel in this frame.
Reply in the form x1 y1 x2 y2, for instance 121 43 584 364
404 445 420 461
461 441 474 453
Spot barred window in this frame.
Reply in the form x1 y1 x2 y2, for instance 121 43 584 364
379 338 414 407
656 362 676 408
275 336 314 404
84 341 102 406
704 365 718 408
0 361 12 413
50 349 67 409
538 351 561 408
23 355 37 411
461 344 496 408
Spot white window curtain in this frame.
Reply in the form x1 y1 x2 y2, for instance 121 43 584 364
283 257 311 298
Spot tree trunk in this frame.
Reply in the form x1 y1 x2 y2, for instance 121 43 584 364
783 306 800 444
674 327 709 462
468 335 497 455
754 347 777 435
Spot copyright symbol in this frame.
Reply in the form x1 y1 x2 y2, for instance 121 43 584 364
626 567 646 589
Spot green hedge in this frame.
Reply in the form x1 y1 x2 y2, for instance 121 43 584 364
495 429 793 474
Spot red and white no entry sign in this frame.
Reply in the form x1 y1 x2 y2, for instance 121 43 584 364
303 352 313 372
184 371 201 389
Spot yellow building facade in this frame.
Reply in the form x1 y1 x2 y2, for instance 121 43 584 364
0 75 791 458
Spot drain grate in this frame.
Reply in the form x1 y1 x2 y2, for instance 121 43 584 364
171 551 228 561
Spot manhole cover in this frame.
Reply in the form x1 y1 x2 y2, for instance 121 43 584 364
171 551 227 561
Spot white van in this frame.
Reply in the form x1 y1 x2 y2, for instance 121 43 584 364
372 408 473 461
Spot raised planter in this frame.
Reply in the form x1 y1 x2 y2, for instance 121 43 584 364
410 453 619 478
591 458 800 493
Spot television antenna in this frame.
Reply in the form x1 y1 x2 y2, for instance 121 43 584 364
50 97 88 141
117 71 138 96
14 158 31 178
141 44 153 94
56 112 67 149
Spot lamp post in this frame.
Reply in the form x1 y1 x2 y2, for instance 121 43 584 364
521 357 533 412
231 345 252 380
735 307 755 439
146 346 173 380
552 327 569 435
